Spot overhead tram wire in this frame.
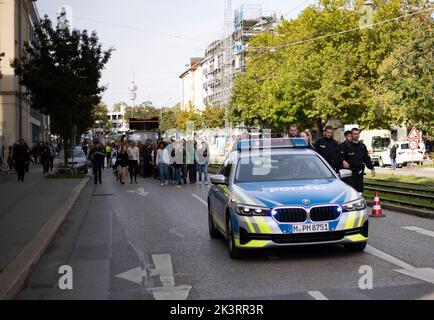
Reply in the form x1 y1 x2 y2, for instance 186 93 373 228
247 6 434 52
38 8 209 44
282 0 314 18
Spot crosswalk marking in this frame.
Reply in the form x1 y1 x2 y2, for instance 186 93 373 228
402 226 434 239
308 291 328 300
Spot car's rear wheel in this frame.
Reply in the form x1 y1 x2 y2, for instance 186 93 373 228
344 242 367 252
208 203 219 239
226 215 243 259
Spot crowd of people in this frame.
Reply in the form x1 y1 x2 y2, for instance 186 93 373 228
83 138 211 186
0 139 60 181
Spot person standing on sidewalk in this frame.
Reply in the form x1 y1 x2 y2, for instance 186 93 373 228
48 141 56 172
40 142 51 174
197 141 210 185
88 142 105 184
127 141 140 184
186 140 197 183
13 139 28 182
341 128 375 193
390 142 398 173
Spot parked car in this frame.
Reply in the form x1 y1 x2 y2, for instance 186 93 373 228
66 148 90 173
359 130 391 165
378 141 424 167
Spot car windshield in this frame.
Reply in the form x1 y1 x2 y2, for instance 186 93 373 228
235 153 335 183
372 136 390 150
72 149 85 158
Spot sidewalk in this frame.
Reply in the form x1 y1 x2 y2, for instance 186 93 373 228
376 166 434 178
0 164 84 274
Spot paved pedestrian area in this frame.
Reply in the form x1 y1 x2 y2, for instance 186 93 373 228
0 164 82 273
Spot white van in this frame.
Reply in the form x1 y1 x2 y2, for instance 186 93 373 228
359 130 391 165
378 141 424 167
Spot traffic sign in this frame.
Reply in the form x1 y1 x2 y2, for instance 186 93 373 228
409 140 418 150
408 127 419 141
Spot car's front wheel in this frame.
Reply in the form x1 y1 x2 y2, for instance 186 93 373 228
226 215 243 259
344 242 367 252
208 204 219 239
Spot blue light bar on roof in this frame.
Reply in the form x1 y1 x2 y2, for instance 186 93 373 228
237 138 308 150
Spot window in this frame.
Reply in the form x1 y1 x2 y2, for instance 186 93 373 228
235 154 335 183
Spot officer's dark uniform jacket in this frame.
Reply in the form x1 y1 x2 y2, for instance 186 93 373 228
340 141 374 192
313 137 338 170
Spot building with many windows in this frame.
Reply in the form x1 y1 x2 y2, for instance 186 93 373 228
0 0 50 158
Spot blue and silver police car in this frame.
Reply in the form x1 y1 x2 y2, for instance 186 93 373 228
207 138 369 259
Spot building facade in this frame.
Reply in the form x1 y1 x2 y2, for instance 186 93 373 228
179 57 205 111
0 0 50 158
179 5 278 111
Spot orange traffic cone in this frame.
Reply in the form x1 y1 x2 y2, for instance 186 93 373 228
370 191 386 217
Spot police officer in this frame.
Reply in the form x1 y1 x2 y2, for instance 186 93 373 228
337 130 353 185
341 128 375 193
314 125 338 170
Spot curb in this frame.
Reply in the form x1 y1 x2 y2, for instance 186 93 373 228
367 202 434 219
0 176 90 300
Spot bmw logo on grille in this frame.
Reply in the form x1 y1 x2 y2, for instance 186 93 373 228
302 199 311 205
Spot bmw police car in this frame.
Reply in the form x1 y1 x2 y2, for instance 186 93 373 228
207 138 369 259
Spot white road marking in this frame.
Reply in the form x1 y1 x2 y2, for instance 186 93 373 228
402 226 434 239
148 253 192 300
308 291 328 300
192 194 207 207
365 245 415 270
127 188 149 197
115 267 146 285
176 185 182 189
169 228 185 238
366 245 434 284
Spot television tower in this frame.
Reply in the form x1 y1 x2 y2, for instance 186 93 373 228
128 75 138 118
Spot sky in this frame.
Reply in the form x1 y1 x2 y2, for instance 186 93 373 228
38 0 314 110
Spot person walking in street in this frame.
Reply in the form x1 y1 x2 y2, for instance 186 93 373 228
170 141 182 185
300 131 315 150
117 144 130 184
157 142 170 186
186 140 197 183
127 141 140 184
105 144 112 169
197 141 210 185
341 128 375 193
13 139 29 182
390 142 398 173
88 142 105 185
143 139 154 178
40 142 51 174
31 143 39 165
314 125 339 171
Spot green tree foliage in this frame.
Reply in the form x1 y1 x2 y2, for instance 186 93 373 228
13 15 113 140
92 102 110 131
229 0 433 132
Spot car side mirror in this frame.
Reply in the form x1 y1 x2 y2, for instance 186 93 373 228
339 169 352 179
210 174 228 185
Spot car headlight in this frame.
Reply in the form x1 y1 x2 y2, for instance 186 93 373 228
235 204 271 216
342 198 367 212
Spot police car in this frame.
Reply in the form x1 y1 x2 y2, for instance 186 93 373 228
207 138 369 259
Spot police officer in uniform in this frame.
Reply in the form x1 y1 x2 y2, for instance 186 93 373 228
337 130 353 185
314 125 338 171
341 128 375 193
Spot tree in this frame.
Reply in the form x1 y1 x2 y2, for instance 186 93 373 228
13 15 112 158
92 102 110 131
377 15 434 133
159 107 177 133
201 104 225 128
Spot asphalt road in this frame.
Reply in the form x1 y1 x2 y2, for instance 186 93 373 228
18 169 434 300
